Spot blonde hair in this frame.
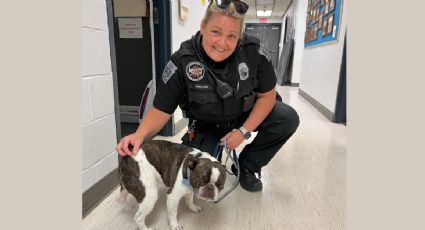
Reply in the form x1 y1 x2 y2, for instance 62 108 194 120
202 0 246 39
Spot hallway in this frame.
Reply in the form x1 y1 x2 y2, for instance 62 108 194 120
83 85 346 230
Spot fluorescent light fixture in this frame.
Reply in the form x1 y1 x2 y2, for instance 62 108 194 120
257 10 272 17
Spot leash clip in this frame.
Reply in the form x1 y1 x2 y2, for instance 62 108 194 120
187 120 197 141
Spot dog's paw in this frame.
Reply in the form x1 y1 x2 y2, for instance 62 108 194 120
116 196 126 203
136 224 154 230
116 193 128 203
170 224 183 230
141 227 154 230
189 205 202 212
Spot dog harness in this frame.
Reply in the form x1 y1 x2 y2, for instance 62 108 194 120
181 168 192 189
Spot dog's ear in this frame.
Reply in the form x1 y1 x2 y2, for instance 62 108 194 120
187 155 200 170
183 154 201 179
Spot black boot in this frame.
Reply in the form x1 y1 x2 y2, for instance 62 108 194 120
231 164 263 192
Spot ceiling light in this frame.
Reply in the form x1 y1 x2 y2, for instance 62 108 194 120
257 10 272 17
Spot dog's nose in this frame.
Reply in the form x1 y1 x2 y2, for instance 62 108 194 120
207 184 214 194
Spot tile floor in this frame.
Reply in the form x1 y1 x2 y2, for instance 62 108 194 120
83 85 346 230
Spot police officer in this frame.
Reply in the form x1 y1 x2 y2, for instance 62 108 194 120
116 0 300 192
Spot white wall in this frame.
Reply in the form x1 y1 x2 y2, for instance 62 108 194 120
277 0 307 84
170 1 208 124
282 0 347 113
298 0 347 113
290 0 308 84
278 2 296 72
82 0 118 192
171 1 208 53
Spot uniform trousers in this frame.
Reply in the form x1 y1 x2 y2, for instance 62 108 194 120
181 100 300 173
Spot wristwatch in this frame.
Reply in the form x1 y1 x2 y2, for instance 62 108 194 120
238 126 251 140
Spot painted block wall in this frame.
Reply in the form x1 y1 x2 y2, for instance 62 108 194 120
297 0 348 113
81 0 118 192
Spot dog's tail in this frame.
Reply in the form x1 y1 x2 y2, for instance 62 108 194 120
117 156 129 191
117 145 143 191
117 143 136 184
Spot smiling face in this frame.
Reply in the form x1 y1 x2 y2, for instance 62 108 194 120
200 12 242 62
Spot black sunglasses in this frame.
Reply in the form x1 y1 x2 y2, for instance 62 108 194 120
209 0 249 14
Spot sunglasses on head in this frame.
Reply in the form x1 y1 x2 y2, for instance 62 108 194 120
209 0 249 15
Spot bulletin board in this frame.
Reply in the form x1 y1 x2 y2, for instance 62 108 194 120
304 0 343 48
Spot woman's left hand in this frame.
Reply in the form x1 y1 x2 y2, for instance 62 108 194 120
220 129 244 151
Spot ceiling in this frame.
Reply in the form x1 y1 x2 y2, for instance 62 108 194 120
243 0 292 20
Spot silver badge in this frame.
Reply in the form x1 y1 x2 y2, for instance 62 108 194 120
238 62 249 80
186 61 205 81
162 60 177 84
259 42 271 62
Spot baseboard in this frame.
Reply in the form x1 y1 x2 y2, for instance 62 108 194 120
298 88 334 121
284 82 299 87
82 168 119 218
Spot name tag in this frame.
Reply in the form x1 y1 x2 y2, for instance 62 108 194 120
194 84 210 90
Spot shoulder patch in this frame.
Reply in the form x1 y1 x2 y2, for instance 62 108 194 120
186 61 205 81
259 42 271 62
162 60 177 84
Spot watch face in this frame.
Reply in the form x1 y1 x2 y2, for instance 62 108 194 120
239 127 251 140
244 132 251 139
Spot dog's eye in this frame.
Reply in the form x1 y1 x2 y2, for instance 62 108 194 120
203 175 210 183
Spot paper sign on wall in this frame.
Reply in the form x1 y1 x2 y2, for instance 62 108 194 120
113 0 146 17
118 18 143 39
179 0 190 21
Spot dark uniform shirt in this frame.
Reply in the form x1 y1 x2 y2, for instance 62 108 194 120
153 31 276 124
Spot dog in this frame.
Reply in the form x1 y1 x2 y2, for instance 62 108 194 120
118 139 227 230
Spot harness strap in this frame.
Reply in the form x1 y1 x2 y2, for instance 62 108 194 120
181 149 202 190
181 168 192 189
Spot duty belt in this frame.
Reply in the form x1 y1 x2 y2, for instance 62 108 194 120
195 120 239 130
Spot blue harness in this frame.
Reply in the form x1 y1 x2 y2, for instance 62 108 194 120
182 168 192 189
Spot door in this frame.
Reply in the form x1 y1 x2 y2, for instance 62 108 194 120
245 23 281 69
111 0 153 124
263 25 281 68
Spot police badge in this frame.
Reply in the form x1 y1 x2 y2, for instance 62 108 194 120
238 62 249 80
186 61 205 81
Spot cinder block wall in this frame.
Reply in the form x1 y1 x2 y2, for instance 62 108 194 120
81 0 118 192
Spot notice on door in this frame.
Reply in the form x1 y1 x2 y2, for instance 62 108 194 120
118 17 143 39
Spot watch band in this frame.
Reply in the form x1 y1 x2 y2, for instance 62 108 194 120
238 126 251 140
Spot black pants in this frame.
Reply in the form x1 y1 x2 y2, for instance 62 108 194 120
181 101 300 173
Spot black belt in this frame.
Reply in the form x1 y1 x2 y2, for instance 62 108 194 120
194 120 240 134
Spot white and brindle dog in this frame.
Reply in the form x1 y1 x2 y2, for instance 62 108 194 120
118 139 226 230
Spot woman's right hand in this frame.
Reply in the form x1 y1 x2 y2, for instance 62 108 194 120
115 133 144 157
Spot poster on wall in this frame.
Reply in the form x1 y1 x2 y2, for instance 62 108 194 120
118 17 144 39
304 0 343 48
